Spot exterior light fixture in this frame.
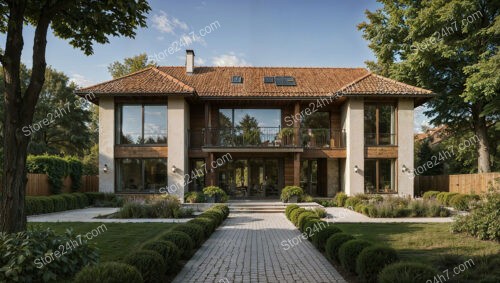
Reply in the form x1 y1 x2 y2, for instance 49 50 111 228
172 165 177 173
354 165 359 173
103 164 108 173
402 165 408 173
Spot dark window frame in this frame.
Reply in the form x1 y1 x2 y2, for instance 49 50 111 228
116 103 168 145
364 158 397 194
364 102 397 146
115 158 168 194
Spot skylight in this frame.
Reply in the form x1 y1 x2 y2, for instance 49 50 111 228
231 76 243 84
275 76 296 86
263 76 274 83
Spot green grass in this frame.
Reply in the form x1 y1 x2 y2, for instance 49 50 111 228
29 222 176 262
337 223 500 282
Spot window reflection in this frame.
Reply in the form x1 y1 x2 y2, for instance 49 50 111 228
117 104 167 145
116 158 167 193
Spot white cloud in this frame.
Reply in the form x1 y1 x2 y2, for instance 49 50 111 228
195 57 206 65
180 33 206 47
211 52 251 66
151 11 188 34
69 74 93 87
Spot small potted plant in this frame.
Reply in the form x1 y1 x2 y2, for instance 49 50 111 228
202 186 228 203
280 186 304 203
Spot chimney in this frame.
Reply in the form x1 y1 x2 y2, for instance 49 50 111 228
186 49 195 74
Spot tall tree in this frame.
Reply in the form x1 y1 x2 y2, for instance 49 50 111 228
108 53 155 79
237 114 261 146
0 0 150 233
358 0 499 173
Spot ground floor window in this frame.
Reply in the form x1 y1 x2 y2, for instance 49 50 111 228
300 159 318 196
116 158 167 193
189 159 206 192
364 159 396 194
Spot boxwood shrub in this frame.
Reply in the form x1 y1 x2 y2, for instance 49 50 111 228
172 223 205 247
285 204 300 219
378 262 437 283
290 208 307 226
422 190 441 200
302 219 326 241
297 211 318 231
312 225 342 251
188 217 216 237
212 204 230 219
200 210 224 226
51 195 67 212
280 186 304 202
338 239 373 274
160 231 194 260
449 194 480 211
74 262 143 283
141 240 180 274
356 246 399 283
123 250 165 283
325 233 355 262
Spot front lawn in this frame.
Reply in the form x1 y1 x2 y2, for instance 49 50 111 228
337 223 500 282
28 222 176 262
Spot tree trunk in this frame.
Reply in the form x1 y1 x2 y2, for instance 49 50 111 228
473 103 491 173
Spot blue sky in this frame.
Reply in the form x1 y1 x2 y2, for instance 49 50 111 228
0 0 429 132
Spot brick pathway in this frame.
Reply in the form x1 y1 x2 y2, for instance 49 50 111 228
173 213 346 283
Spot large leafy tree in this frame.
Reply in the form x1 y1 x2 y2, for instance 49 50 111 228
108 53 155 79
358 0 499 173
0 0 150 233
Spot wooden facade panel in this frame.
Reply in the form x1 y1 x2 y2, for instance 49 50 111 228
190 103 205 129
284 157 294 186
302 149 346 158
115 146 168 158
365 146 398 158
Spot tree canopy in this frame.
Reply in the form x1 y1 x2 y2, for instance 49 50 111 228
108 53 156 79
358 0 499 172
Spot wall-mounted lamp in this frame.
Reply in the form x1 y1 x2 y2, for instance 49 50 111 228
103 164 108 174
172 165 177 173
402 165 408 173
354 165 359 173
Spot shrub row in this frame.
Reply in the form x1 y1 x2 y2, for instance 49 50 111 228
283 204 438 283
74 204 230 283
25 192 123 215
426 191 481 211
117 196 193 219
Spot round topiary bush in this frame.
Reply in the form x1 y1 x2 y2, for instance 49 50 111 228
338 239 373 274
325 233 355 262
74 262 143 283
280 186 304 202
443 192 459 206
312 224 342 251
141 240 180 274
188 217 216 237
302 219 326 241
172 223 205 247
211 204 230 219
297 211 319 231
201 210 223 226
356 246 399 283
436 192 449 205
285 204 300 219
422 190 441 200
290 208 307 226
160 231 194 259
378 261 437 283
123 250 165 283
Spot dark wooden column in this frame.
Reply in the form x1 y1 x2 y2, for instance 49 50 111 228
293 152 301 186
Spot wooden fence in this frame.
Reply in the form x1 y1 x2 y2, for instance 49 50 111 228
415 172 500 195
2 174 98 196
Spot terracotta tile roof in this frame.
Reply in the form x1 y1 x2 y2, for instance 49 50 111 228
76 67 194 95
76 66 434 98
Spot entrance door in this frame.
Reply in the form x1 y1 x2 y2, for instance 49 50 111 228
301 159 318 196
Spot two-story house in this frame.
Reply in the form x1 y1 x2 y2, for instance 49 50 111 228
76 50 433 201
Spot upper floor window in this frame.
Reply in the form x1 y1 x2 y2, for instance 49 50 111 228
364 103 395 146
116 104 167 145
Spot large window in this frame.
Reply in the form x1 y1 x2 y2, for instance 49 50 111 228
364 103 395 145
117 104 167 144
116 158 167 193
364 159 396 194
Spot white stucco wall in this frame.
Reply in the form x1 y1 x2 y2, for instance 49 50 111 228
397 98 414 196
343 98 365 196
98 97 114 193
167 97 189 202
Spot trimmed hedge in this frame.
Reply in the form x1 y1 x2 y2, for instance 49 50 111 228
312 225 342 251
188 217 216 237
141 240 180 274
84 192 124 207
172 223 205 247
160 231 194 260
285 204 300 219
297 211 317 229
325 233 355 262
356 246 399 283
378 262 437 283
290 208 307 226
123 250 165 283
74 262 143 283
302 219 326 240
25 193 92 215
339 239 373 274
449 194 480 211
422 190 441 200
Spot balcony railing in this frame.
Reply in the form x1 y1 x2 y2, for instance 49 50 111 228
189 127 346 149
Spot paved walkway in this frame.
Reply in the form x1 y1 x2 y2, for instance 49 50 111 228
27 208 192 223
173 213 346 283
325 207 454 223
